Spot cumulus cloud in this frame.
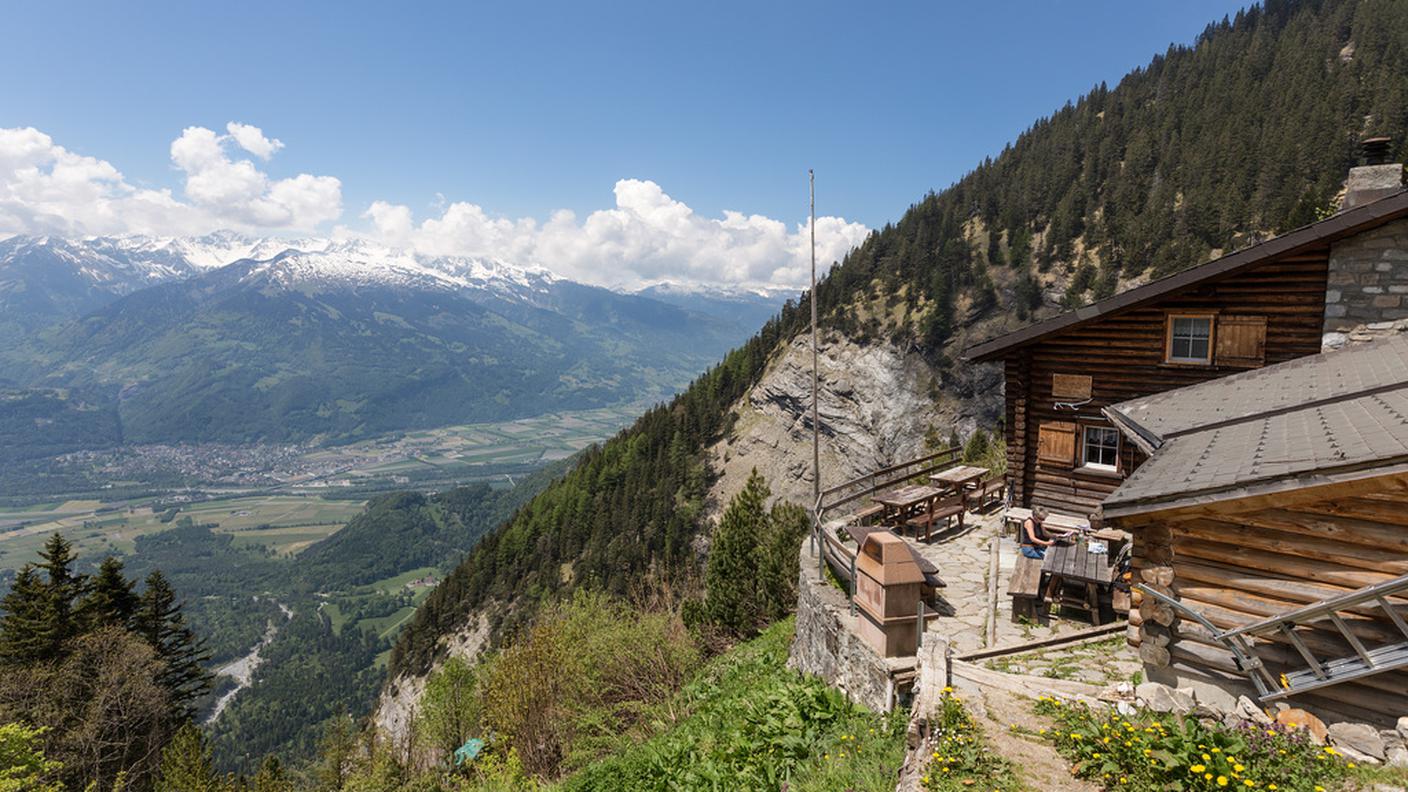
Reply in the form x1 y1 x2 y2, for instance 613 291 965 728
225 122 283 160
363 179 870 290
0 123 339 238
170 125 340 227
0 127 199 237
1 125 868 289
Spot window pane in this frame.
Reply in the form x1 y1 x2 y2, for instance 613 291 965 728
1084 426 1119 469
1189 336 1209 360
1170 317 1211 361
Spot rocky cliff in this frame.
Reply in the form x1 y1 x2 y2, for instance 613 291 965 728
708 331 1002 513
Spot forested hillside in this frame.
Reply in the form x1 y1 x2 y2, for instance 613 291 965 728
388 0 1408 682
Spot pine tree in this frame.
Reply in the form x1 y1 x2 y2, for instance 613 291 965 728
135 571 212 721
248 756 294 792
36 533 83 654
703 470 770 635
0 535 85 663
80 556 139 631
0 567 51 664
154 724 224 792
757 501 809 622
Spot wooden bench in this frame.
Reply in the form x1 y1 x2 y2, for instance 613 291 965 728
968 476 1005 512
1003 507 1090 540
1008 554 1047 624
906 493 965 541
851 503 886 526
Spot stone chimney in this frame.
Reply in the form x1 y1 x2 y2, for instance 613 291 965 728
1342 136 1404 210
1324 138 1408 341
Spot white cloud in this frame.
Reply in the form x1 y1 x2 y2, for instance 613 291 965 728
0 126 200 237
366 179 870 290
225 122 283 160
170 125 341 228
0 125 868 289
0 123 339 239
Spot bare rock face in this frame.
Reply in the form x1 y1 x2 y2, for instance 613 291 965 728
708 332 1000 514
372 611 491 762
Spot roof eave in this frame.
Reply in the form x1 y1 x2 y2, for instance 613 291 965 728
1102 455 1408 521
1101 406 1163 457
961 189 1408 363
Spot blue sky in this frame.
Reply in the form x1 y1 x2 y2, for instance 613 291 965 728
1 0 1254 287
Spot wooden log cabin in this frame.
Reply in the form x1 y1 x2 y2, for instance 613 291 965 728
963 188 1408 521
1100 336 1408 726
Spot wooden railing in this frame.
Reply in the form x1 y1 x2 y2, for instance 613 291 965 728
809 446 963 608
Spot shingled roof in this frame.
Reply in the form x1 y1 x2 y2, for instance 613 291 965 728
1099 334 1408 517
963 189 1408 363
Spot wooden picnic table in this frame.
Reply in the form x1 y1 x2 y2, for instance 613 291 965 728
1042 535 1118 625
873 484 942 526
929 464 988 493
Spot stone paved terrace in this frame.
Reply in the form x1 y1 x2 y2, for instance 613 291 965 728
793 499 1143 712
845 507 1128 656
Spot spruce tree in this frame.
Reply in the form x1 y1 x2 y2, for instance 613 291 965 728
36 533 83 654
154 724 223 792
703 469 769 635
80 556 139 631
135 571 212 721
0 567 51 663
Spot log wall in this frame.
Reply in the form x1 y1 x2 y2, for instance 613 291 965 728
1002 250 1330 517
1123 475 1408 727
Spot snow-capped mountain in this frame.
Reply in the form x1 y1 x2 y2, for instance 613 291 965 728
0 232 775 445
0 231 570 344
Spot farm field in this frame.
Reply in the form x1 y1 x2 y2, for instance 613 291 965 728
0 494 366 572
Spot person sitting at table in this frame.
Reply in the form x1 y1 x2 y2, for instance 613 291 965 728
1021 507 1057 560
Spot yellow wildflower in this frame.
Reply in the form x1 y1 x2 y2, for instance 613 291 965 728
1217 776 1229 787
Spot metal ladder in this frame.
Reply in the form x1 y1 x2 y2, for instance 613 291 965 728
1137 572 1408 702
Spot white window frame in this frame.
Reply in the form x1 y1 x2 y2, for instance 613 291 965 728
1166 313 1215 365
1081 424 1120 472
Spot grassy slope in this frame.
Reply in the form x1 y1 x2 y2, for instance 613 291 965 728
554 620 907 792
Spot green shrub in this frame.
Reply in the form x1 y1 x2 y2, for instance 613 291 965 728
478 593 699 778
559 620 907 792
0 722 62 792
1033 695 1350 791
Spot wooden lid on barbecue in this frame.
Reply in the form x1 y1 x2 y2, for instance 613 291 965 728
856 532 926 586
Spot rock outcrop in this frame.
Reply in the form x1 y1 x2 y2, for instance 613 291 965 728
372 611 491 760
708 331 1001 514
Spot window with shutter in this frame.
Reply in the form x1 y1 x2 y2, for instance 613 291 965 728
1215 315 1267 367
1037 421 1077 468
1165 313 1215 364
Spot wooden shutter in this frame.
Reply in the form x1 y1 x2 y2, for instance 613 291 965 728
1215 315 1267 367
1037 421 1077 468
1051 373 1093 400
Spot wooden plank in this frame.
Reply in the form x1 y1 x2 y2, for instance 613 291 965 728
1051 373 1093 400
956 620 1128 661
1173 535 1399 590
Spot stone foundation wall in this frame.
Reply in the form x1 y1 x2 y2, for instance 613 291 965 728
788 543 896 713
1325 216 1408 332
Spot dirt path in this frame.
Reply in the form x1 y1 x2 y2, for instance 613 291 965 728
967 685 1101 792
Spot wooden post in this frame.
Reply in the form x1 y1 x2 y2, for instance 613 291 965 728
918 599 926 650
986 536 1000 646
849 552 857 616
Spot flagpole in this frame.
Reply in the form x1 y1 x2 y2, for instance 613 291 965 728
810 170 820 508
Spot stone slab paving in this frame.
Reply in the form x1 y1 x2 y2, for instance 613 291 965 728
896 508 1094 655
